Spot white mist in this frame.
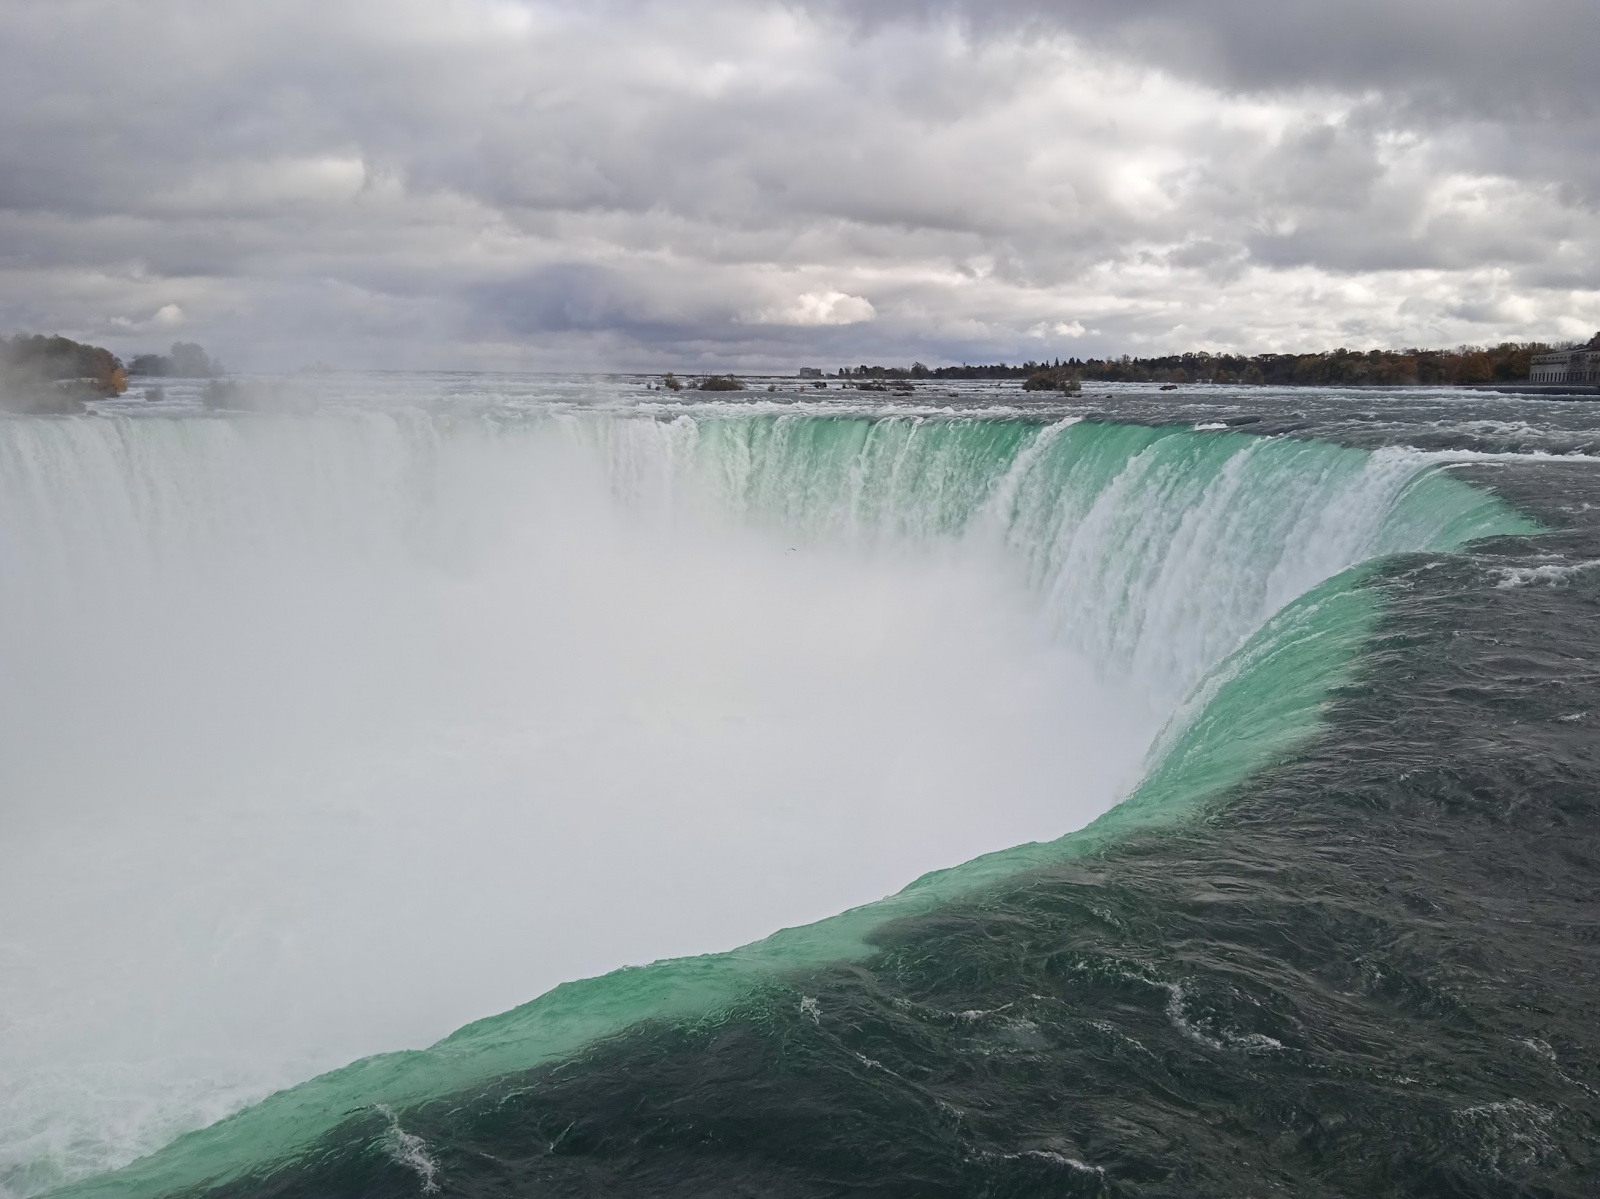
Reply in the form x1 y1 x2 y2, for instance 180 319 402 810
0 413 1157 1195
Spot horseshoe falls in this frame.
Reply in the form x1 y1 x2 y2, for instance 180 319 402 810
0 404 1538 1199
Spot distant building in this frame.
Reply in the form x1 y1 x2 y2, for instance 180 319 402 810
1530 334 1600 383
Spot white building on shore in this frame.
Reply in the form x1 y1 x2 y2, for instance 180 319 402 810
1530 335 1600 383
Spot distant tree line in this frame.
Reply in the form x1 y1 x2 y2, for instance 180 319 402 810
822 342 1569 389
1063 342 1557 386
831 362 1029 380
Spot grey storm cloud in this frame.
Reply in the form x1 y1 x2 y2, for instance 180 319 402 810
0 0 1595 369
814 0 1600 114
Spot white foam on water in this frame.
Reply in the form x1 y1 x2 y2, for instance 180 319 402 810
1494 558 1600 588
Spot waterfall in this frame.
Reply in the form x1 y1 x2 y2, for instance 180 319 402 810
0 410 1532 1199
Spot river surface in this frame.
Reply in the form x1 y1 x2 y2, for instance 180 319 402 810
3 376 1596 1198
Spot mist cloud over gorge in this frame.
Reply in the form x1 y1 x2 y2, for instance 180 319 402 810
0 0 1595 369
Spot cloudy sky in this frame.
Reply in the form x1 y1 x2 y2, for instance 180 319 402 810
2 0 1597 370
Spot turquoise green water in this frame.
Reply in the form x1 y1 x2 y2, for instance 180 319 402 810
51 416 1536 1199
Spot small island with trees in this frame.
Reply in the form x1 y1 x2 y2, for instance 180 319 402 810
0 334 128 412
0 336 225 413
128 342 221 380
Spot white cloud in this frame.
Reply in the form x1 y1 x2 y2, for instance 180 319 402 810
751 291 877 327
0 1 1593 368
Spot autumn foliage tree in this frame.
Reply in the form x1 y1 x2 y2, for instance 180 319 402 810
0 334 127 412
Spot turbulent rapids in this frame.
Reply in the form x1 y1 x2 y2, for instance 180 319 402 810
3 383 1595 1199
